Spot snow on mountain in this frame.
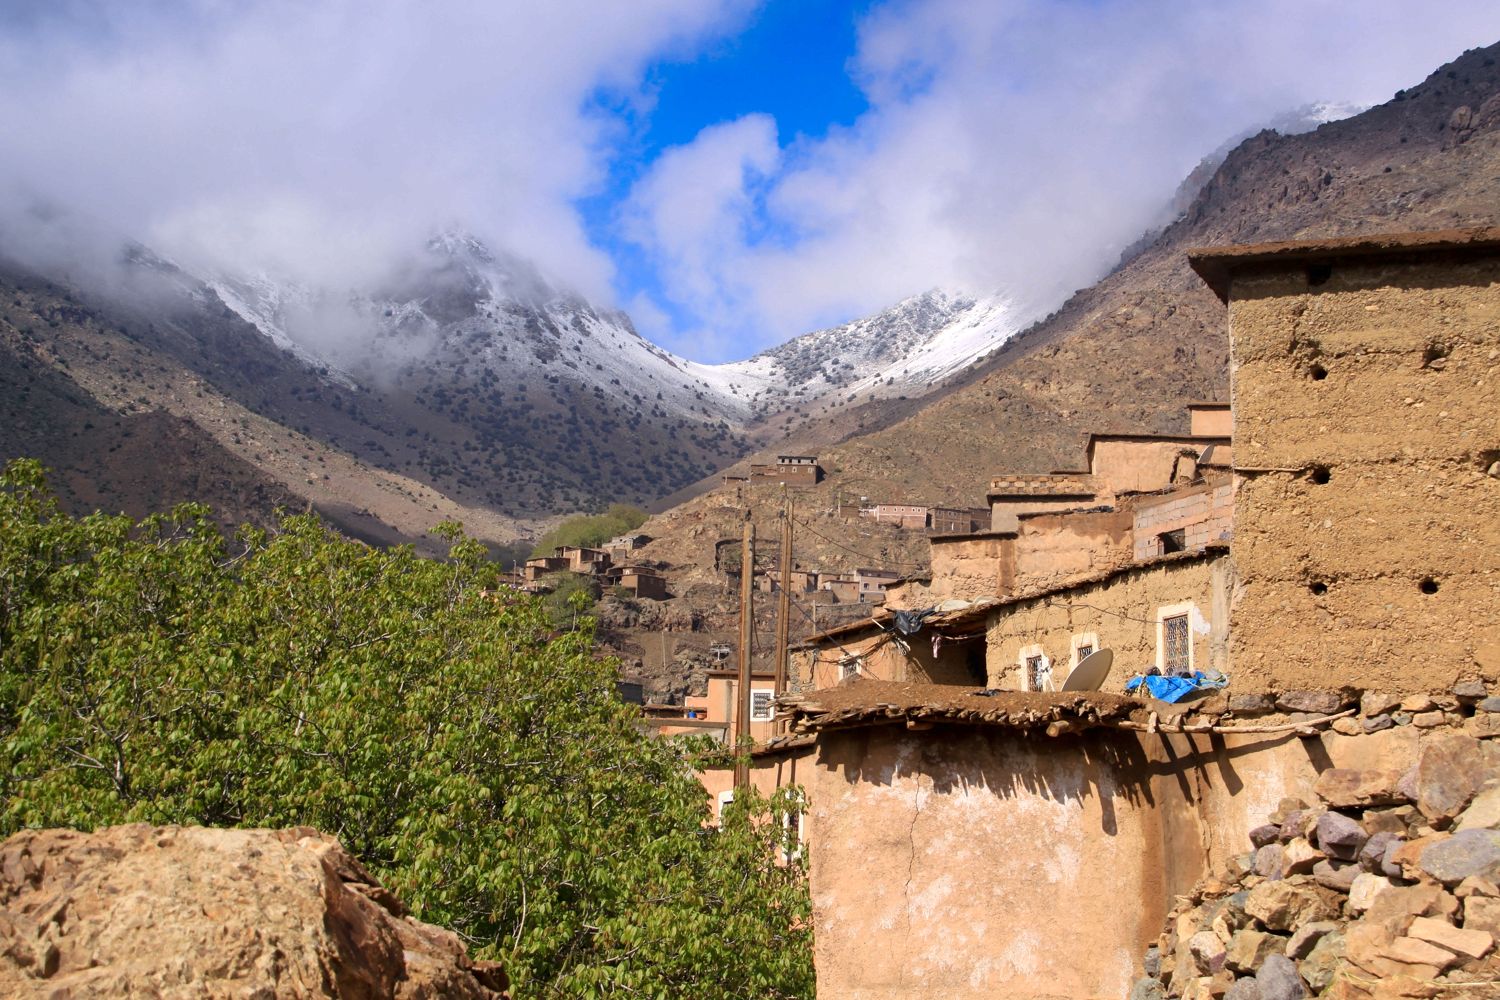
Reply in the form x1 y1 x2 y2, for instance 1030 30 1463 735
204 232 1028 432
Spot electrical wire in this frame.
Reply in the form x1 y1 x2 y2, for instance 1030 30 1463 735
790 515 928 570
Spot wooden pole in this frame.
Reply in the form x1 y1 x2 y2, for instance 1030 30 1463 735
733 513 755 789
773 494 793 726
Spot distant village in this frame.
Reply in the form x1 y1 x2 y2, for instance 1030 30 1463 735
579 228 1500 998
516 451 984 609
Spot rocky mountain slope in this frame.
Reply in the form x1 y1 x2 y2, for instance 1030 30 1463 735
1 225 1031 538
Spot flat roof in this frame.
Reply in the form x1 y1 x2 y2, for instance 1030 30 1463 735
779 680 1141 735
1085 433 1229 463
929 529 1018 543
1188 226 1500 301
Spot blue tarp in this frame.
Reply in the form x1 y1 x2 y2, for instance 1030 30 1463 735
1125 671 1228 704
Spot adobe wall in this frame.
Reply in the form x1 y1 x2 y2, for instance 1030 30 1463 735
1229 255 1500 693
1014 507 1135 593
705 674 780 743
806 722 1423 1000
1131 478 1234 560
991 496 1090 532
986 554 1232 691
1188 405 1233 438
925 533 1015 602
800 630 983 691
699 746 813 820
1089 439 1207 498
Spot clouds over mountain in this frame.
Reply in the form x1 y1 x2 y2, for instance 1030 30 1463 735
3 1 1500 364
622 1 1500 355
0 0 751 296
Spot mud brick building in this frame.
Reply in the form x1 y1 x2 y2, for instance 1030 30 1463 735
748 454 823 487
1192 228 1500 694
784 229 1500 999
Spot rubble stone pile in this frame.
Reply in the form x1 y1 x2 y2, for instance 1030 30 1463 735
1131 730 1500 1000
0 824 509 999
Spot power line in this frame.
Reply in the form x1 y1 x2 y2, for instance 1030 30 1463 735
790 516 927 570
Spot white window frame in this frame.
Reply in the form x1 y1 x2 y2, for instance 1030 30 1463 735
716 789 735 823
749 686 776 722
781 809 806 864
1018 643 1051 692
838 656 862 681
1070 632 1100 668
1155 602 1197 674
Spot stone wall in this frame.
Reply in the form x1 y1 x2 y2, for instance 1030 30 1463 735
988 474 1096 532
986 551 1233 690
1228 253 1500 693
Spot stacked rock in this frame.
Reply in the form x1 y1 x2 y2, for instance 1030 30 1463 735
1131 733 1500 1000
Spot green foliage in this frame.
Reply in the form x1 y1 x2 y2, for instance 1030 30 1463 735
0 459 812 999
540 571 599 628
532 504 648 558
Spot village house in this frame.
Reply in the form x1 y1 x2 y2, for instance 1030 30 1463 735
758 568 820 593
858 503 987 533
789 229 1500 999
852 567 899 602
817 576 861 603
555 545 610 575
861 502 929 529
926 505 986 534
640 667 813 823
521 554 569 583
748 454 823 487
603 532 651 561
601 564 669 600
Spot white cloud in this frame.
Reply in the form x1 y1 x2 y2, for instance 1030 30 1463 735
624 0 1500 359
0 0 755 297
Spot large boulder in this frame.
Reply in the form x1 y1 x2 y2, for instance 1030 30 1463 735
1402 735 1500 824
0 824 508 999
1417 829 1500 886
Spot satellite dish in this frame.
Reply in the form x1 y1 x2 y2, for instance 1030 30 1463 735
1060 649 1114 692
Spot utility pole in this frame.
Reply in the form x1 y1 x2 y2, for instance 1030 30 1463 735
733 512 755 790
773 493 793 733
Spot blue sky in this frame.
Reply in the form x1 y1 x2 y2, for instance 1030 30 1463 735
3 1 1500 362
582 0 874 345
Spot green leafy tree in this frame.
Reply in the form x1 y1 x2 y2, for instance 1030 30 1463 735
0 460 812 998
531 505 649 557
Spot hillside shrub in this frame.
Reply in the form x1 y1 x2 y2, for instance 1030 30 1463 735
0 460 812 999
531 504 648 557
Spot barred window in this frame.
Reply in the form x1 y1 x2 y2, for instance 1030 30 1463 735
1162 614 1191 673
1026 654 1047 691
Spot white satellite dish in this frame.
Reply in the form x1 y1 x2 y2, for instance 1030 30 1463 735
1059 649 1114 692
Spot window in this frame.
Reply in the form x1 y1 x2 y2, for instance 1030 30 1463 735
782 810 804 864
1070 632 1100 669
750 688 775 722
839 657 861 681
1019 644 1050 691
1162 615 1190 674
716 790 735 823
1158 528 1186 554
1155 603 1199 675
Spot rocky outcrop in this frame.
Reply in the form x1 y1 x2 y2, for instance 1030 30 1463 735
1136 735 1500 999
0 824 508 999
